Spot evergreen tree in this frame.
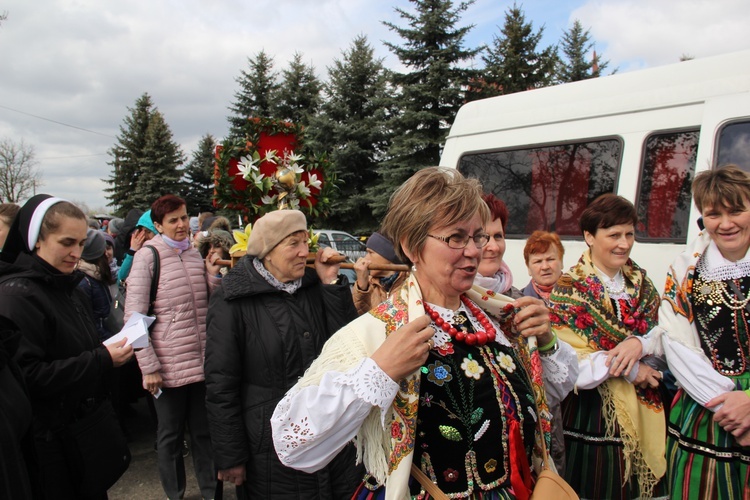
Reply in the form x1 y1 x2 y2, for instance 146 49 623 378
557 19 610 82
307 35 393 233
105 93 154 215
227 50 280 139
472 3 557 99
131 110 185 209
274 52 322 127
182 133 217 214
371 0 481 217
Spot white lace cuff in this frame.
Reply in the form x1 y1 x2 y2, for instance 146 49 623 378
334 357 398 426
541 339 578 405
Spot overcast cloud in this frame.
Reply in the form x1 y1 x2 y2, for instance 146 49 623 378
1 0 748 212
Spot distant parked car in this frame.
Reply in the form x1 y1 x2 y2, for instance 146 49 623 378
314 230 367 261
313 230 366 286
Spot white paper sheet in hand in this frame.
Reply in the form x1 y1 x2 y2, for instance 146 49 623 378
103 312 155 349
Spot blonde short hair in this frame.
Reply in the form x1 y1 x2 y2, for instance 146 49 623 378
692 164 750 214
380 167 489 265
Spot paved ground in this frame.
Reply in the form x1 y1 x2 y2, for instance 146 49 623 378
108 396 237 500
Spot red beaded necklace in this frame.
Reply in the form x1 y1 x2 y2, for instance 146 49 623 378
423 295 497 346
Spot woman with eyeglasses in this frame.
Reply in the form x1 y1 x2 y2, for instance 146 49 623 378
473 193 523 298
270 167 577 498
548 193 667 499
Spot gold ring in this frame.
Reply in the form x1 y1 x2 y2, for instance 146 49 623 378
427 338 435 349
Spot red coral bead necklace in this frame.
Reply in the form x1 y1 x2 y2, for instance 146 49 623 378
423 295 496 346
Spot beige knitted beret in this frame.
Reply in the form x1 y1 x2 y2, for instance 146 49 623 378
246 209 307 259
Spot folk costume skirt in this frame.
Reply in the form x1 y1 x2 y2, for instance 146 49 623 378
561 388 668 499
666 374 750 500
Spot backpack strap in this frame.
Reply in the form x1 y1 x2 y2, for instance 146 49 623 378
146 245 160 317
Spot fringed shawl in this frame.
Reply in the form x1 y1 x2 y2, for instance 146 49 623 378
294 274 551 500
549 249 666 498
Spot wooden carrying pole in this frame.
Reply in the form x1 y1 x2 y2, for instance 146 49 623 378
215 252 410 272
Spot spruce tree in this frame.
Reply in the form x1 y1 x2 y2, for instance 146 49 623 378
557 19 610 82
131 110 185 209
307 35 393 233
182 133 217 214
227 50 280 139
105 93 154 216
371 0 481 217
274 52 322 127
472 3 557 99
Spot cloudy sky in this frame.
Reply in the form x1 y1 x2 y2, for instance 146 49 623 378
1 0 749 213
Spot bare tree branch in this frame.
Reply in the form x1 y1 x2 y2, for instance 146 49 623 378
0 138 43 202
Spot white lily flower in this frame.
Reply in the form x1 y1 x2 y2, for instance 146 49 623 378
297 181 311 198
263 150 278 164
286 152 304 164
307 173 322 190
237 155 259 177
289 198 300 210
261 194 278 205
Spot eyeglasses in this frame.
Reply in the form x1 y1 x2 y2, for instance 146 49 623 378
427 232 490 249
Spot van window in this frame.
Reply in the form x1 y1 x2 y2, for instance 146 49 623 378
635 129 699 243
717 120 750 170
458 139 622 237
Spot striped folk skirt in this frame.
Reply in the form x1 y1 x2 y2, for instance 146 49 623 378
561 388 669 499
667 375 750 500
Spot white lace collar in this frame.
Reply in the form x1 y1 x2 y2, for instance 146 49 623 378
696 240 750 282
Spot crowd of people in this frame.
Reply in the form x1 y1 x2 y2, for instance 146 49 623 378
0 164 749 499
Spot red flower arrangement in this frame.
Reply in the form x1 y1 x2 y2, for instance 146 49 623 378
213 117 337 220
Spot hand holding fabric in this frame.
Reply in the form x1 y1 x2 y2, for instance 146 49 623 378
606 336 643 377
631 362 661 389
707 390 750 437
512 296 552 344
371 315 433 381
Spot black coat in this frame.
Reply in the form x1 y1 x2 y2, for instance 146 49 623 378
0 253 114 434
205 257 360 499
0 316 36 499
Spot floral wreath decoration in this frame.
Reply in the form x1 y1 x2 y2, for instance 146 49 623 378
214 117 330 259
213 117 337 219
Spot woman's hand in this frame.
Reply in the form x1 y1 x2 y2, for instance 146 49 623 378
606 336 643 377
512 296 553 344
315 247 341 284
142 372 163 395
205 250 222 276
218 464 246 486
354 257 370 290
630 363 661 388
707 391 750 438
129 228 147 252
736 428 750 447
105 337 134 367
371 315 434 381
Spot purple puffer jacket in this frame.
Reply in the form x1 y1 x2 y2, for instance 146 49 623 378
124 235 220 388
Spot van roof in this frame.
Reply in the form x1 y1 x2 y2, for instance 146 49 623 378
445 49 750 141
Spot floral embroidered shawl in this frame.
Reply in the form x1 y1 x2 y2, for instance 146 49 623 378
549 249 665 498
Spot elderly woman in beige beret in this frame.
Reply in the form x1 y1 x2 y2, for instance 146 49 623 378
204 209 362 499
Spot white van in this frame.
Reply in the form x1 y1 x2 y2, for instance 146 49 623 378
440 49 750 292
